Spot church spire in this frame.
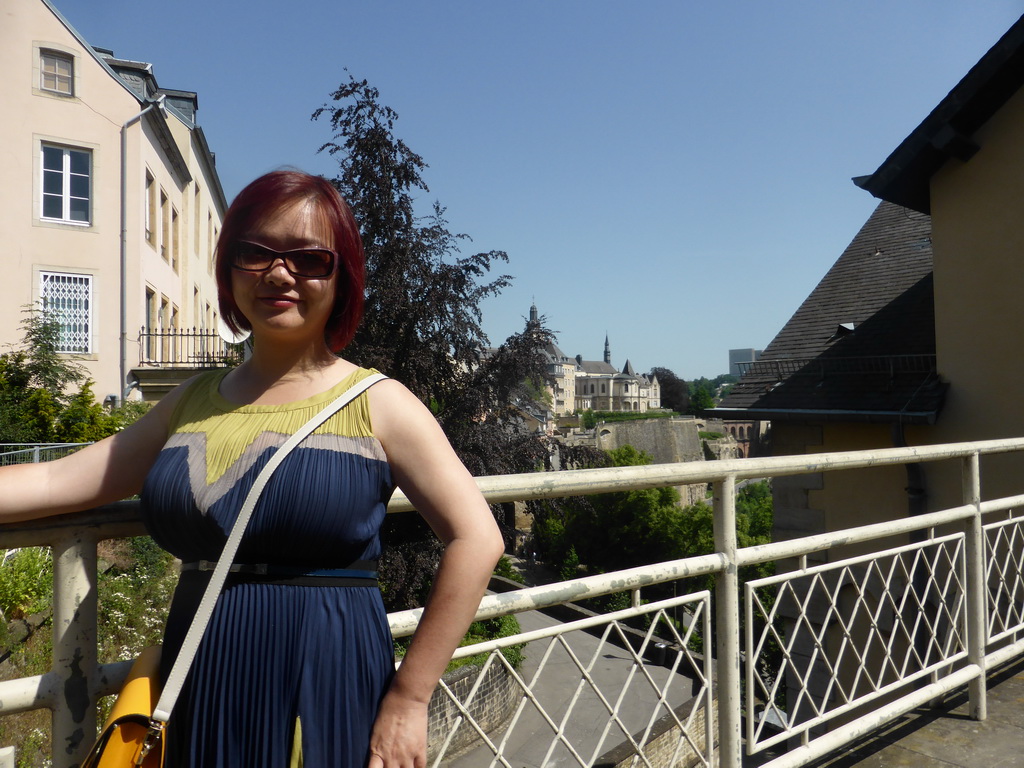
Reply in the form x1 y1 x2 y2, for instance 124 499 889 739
604 334 611 365
530 299 538 324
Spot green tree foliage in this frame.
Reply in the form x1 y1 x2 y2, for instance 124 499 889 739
0 311 147 444
534 470 774 587
686 380 716 416
648 366 689 413
533 445 681 574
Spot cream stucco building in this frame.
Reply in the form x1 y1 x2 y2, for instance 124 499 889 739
531 304 661 416
1 0 227 402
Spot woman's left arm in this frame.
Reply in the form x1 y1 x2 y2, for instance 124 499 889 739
367 380 505 768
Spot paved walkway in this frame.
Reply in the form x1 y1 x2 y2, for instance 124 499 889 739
751 655 1024 768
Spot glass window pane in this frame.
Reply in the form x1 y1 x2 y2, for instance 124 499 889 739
43 195 63 219
69 151 89 175
42 146 62 170
43 170 63 195
42 73 58 90
70 174 89 199
55 58 71 77
69 198 89 222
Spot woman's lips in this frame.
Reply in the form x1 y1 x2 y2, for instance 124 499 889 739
258 296 300 308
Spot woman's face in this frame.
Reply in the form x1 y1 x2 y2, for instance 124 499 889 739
229 199 338 347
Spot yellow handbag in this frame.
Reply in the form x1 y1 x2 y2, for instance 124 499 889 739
82 646 165 767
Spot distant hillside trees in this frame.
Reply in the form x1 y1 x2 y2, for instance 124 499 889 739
685 373 738 415
687 381 716 416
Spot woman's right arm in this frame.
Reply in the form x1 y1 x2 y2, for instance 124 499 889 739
0 383 189 524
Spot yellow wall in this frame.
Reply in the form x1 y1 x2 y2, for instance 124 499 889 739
1 1 224 401
927 87 1024 506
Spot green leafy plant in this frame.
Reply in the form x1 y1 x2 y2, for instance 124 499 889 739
0 548 53 620
493 556 524 584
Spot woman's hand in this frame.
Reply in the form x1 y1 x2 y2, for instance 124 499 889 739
367 689 429 768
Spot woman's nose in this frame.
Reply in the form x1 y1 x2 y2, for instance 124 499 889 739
262 258 294 284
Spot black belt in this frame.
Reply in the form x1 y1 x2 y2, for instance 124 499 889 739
180 558 379 587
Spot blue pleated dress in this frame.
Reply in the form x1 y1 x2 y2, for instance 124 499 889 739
140 367 395 767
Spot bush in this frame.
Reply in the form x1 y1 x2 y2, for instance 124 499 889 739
456 613 525 670
494 555 524 584
0 548 53 620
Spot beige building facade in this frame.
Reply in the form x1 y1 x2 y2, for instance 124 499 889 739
1 0 227 401
531 302 662 417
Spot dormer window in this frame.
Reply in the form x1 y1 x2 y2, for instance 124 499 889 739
40 50 74 95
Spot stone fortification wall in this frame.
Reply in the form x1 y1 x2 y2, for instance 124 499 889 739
594 418 702 464
590 419 706 506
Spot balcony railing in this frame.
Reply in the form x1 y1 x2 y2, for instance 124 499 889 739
1 439 1023 767
137 326 244 367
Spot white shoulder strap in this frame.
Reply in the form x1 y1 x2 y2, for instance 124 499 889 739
153 372 388 723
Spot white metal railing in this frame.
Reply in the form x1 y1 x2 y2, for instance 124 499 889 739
1 438 1023 766
0 443 91 465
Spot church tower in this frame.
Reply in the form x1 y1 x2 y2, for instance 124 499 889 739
604 334 611 365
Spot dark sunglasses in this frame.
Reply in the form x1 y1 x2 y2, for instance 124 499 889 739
231 240 338 278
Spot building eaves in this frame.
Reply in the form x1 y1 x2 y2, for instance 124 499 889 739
855 14 1024 214
192 125 228 215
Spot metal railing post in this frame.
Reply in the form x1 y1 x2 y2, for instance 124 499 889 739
962 453 987 721
714 474 741 767
50 529 99 768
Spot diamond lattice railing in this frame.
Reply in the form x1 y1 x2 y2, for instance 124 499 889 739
984 514 1024 643
428 592 713 768
745 534 968 752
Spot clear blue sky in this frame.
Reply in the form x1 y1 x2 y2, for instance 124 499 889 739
52 0 1024 379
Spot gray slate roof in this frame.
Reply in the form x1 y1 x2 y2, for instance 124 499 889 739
713 201 946 423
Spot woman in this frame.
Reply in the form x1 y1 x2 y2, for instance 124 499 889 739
0 170 504 766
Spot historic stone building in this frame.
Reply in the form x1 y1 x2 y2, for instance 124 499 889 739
532 303 661 416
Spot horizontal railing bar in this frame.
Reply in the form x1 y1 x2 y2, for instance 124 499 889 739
983 512 1024 531
0 673 58 715
986 636 1024 669
389 554 726 638
745 531 962 590
446 591 708 660
0 502 144 548
737 511 972 568
979 496 1024 516
386 437 1024 513
758 664 980 768
751 651 970 753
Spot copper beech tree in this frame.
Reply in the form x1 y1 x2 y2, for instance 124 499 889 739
313 74 601 609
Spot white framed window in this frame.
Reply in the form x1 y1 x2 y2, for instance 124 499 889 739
41 144 91 224
40 50 73 95
40 272 93 353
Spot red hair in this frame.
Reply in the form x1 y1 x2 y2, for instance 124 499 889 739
216 170 365 352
